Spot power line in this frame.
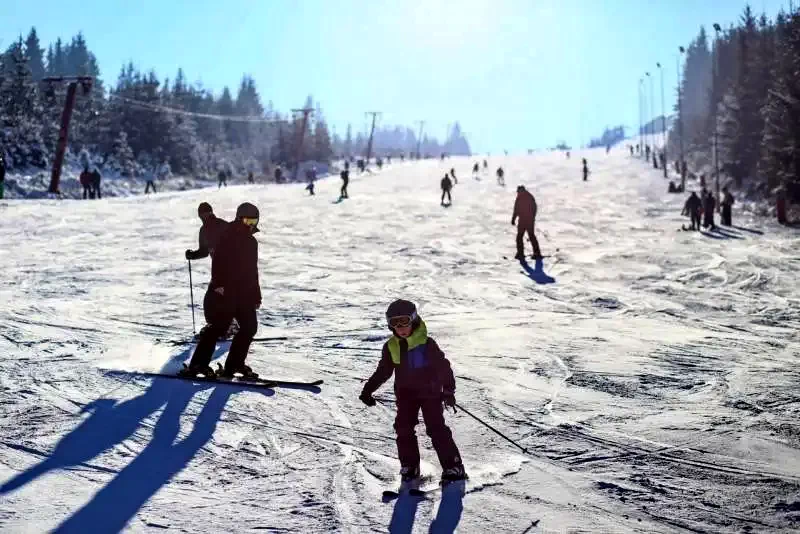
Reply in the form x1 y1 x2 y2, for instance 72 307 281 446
107 93 280 124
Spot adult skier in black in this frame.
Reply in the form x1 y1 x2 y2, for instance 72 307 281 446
512 185 543 260
440 174 453 206
274 165 283 183
582 158 589 181
182 202 262 378
91 167 102 199
472 162 479 177
359 299 467 486
340 167 350 199
496 166 504 186
218 169 228 188
701 188 716 229
185 202 229 261
80 165 93 199
721 186 735 226
483 159 488 170
681 191 702 231
0 151 5 200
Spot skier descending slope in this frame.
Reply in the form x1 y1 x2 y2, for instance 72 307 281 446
359 300 467 489
440 173 453 206
181 202 262 379
512 185 543 260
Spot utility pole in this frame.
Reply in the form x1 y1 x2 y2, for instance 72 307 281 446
290 107 314 182
44 75 93 194
639 78 645 159
415 120 425 159
657 62 667 178
713 23 722 211
678 46 686 191
364 111 381 165
646 72 656 169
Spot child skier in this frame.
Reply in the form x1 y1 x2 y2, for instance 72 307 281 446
359 299 467 486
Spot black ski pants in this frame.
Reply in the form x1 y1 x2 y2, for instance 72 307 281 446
190 290 258 373
690 211 701 230
721 205 732 226
145 181 157 194
340 182 349 198
394 393 462 471
516 223 542 258
441 189 451 204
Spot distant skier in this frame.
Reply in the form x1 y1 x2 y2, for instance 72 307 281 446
248 171 255 184
185 202 229 261
566 151 571 159
511 185 543 260
218 169 228 188
80 165 93 199
496 166 505 187
449 168 457 184
645 145 651 161
144 166 157 194
377 157 383 170
274 165 283 183
483 159 488 170
357 159 366 173
701 188 716 230
91 167 102 199
629 145 634 156
181 202 262 378
681 191 702 231
582 158 589 181
721 186 735 226
440 173 453 206
340 167 350 199
359 299 467 486
0 151 5 199
472 162 479 177
306 178 315 196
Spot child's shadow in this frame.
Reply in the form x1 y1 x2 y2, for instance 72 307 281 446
519 259 556 284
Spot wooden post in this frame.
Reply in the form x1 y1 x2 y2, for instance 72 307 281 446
46 76 93 194
364 111 381 165
415 120 425 159
291 107 314 182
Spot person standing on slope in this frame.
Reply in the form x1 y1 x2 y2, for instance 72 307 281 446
512 185 543 260
440 173 453 206
185 202 229 262
496 166 505 186
582 158 589 181
701 188 716 230
359 299 467 486
449 168 458 185
218 168 228 188
0 151 5 200
182 202 262 378
91 167 102 199
681 191 702 231
721 186 735 226
340 167 350 200
472 162 479 177
80 165 93 199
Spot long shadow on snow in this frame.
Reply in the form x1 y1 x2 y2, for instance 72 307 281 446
389 493 422 534
51 382 268 533
428 482 465 534
519 259 556 285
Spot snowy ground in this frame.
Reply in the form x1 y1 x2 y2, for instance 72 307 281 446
1 148 799 533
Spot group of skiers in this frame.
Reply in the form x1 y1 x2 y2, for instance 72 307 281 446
439 163 509 206
79 166 102 199
681 186 735 231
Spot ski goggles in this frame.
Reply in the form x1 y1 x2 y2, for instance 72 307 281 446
387 312 416 329
242 217 259 228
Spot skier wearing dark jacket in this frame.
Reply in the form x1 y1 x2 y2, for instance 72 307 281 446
440 174 453 206
183 202 262 378
512 185 543 260
0 152 5 200
702 188 716 229
682 192 702 231
185 202 229 261
360 300 467 484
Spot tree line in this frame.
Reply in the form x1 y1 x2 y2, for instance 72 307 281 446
0 28 471 181
672 4 800 200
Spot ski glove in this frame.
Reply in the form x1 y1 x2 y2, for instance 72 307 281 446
442 391 456 410
359 390 377 407
185 249 194 260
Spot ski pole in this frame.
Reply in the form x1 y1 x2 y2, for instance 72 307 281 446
455 403 530 455
187 259 196 335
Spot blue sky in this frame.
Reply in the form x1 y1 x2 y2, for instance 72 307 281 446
2 0 791 153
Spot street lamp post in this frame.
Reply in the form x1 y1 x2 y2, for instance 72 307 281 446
677 46 686 190
657 62 667 177
646 72 656 168
638 78 644 158
713 23 722 210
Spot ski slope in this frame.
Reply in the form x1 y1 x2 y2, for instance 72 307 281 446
1 148 799 533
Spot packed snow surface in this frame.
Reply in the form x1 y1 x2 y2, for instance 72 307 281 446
1 148 799 533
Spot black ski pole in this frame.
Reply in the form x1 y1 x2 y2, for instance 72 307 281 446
455 403 530 455
187 259 196 335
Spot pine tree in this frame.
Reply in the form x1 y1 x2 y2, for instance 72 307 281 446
24 28 45 82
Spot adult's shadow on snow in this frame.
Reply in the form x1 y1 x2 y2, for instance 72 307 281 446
428 482 465 534
389 493 422 534
730 225 764 235
519 259 556 285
